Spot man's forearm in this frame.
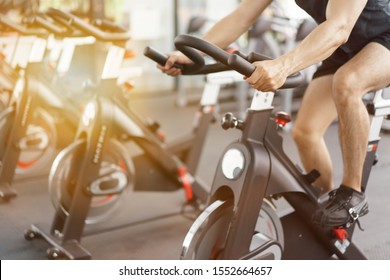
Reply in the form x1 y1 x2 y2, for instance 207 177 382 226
277 20 348 76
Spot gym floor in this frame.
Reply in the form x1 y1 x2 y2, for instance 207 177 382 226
1 87 390 260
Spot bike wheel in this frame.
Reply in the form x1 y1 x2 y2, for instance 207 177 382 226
181 199 284 260
253 198 284 249
181 199 234 260
15 108 57 175
49 138 135 224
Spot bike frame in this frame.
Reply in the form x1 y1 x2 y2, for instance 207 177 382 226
175 35 390 260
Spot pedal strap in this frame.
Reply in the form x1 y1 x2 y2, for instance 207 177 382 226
341 200 365 231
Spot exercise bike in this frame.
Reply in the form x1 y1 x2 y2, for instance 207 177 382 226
169 35 389 260
0 16 50 200
24 8 226 260
0 13 101 201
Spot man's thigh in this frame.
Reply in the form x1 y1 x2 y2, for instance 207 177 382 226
337 43 390 92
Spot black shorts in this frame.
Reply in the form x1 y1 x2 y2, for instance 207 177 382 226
313 30 390 80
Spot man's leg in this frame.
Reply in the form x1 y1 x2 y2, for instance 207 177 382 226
333 43 390 192
315 42 390 227
292 75 338 193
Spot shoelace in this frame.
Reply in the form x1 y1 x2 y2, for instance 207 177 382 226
326 188 352 210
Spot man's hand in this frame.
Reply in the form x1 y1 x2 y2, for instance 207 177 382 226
245 58 288 92
156 51 192 76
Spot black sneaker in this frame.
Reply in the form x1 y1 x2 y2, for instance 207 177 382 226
313 185 369 228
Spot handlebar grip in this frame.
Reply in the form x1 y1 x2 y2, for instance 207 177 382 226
227 54 255 77
228 54 305 89
46 8 71 21
247 52 272 63
143 46 184 71
282 72 305 89
232 51 272 63
31 15 66 36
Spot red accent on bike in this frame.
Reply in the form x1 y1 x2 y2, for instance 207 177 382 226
369 144 378 152
332 227 349 241
275 112 291 127
92 195 114 205
211 239 221 260
122 81 135 91
124 49 136 59
17 160 38 169
119 160 126 171
177 166 193 201
157 131 166 143
225 47 239 54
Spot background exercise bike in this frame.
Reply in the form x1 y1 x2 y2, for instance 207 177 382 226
0 16 52 200
0 14 97 201
170 35 389 260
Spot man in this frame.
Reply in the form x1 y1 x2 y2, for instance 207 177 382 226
157 0 390 228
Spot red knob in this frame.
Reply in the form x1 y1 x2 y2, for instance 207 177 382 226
275 111 291 127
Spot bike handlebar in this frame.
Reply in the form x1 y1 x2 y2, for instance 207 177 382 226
144 46 184 71
46 8 130 43
93 18 128 33
144 44 230 75
24 14 82 37
0 15 47 36
145 34 304 89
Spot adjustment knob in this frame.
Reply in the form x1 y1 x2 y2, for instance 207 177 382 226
221 113 236 130
274 111 291 127
221 113 245 130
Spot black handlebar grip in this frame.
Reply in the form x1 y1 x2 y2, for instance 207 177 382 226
282 72 305 89
144 46 184 71
247 52 272 63
228 53 305 89
227 54 255 77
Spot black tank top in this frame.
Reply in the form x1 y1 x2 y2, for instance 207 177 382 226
294 0 390 53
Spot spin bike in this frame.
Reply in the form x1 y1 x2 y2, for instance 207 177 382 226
0 14 96 201
172 35 389 260
24 8 224 260
0 16 50 200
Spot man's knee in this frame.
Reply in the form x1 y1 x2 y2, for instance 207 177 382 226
292 122 318 147
332 69 362 105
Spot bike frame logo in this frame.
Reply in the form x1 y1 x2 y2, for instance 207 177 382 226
93 125 107 164
20 95 32 128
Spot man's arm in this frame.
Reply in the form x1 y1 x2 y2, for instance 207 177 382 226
247 0 368 91
202 0 272 48
161 0 271 75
